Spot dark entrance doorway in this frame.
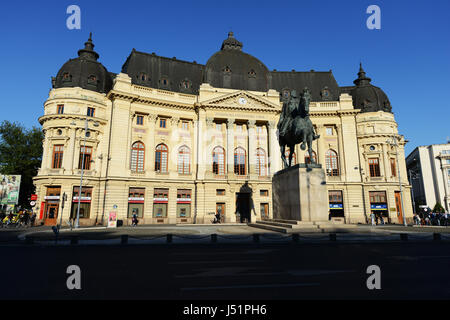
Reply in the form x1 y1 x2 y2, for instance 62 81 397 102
236 192 250 223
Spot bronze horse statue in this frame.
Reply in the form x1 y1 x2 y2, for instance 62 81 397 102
278 88 319 168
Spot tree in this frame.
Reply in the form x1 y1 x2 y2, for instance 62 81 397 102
0 120 43 208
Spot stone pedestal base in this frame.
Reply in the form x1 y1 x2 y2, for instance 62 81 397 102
272 164 328 222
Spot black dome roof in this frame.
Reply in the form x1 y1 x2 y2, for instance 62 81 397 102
205 32 269 92
53 34 113 94
350 64 391 113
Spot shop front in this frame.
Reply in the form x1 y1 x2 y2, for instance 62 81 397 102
153 188 168 223
177 189 192 223
369 191 389 223
328 190 345 220
43 186 61 226
70 186 93 225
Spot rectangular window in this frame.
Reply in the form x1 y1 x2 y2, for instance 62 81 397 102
256 126 263 134
368 158 381 177
217 189 225 196
57 104 64 114
128 187 145 218
159 118 166 128
176 189 191 218
390 158 397 177
236 125 243 132
136 115 144 125
87 107 95 117
71 187 93 219
369 191 387 203
52 145 64 169
153 188 169 218
328 190 343 203
216 123 222 131
326 127 333 136
78 146 92 170
181 121 189 130
260 190 269 197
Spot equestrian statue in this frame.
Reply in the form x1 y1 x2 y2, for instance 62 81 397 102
277 87 320 168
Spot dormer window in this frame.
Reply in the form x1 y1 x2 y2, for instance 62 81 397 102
321 86 331 100
248 69 256 78
180 79 191 89
282 89 290 99
223 66 231 74
88 75 97 85
160 77 169 88
62 72 72 82
139 73 148 82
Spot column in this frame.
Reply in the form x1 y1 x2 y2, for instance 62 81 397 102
147 114 157 175
316 124 325 165
336 123 345 180
267 121 280 174
227 118 235 175
247 120 256 177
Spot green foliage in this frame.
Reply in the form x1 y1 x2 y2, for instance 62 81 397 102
432 202 445 213
0 120 43 208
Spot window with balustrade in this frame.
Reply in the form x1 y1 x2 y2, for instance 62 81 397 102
325 149 340 176
177 145 190 174
155 144 168 173
234 147 246 176
131 142 145 173
212 146 225 175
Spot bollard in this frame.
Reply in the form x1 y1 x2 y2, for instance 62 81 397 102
329 233 337 241
292 233 299 242
400 233 408 241
166 234 173 243
253 234 260 243
433 233 441 241
70 236 79 245
121 234 129 245
211 234 217 243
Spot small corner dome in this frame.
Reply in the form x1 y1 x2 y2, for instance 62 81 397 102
350 64 391 113
54 33 113 94
205 32 269 92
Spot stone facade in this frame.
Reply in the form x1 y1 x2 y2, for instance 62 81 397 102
33 35 414 226
33 76 413 226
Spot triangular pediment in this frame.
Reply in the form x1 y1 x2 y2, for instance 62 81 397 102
200 90 280 111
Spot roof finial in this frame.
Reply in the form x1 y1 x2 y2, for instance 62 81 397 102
354 62 371 86
89 32 92 41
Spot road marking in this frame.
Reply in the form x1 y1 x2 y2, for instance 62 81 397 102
180 282 320 291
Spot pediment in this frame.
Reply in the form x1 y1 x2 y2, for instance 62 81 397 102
201 90 280 111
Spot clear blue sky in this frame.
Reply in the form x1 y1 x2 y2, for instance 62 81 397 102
1 0 449 155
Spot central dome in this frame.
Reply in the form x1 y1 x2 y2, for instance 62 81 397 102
205 32 269 92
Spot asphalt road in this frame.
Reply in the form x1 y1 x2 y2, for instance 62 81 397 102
1 242 449 300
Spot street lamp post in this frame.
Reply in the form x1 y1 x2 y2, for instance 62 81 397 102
75 118 98 228
387 135 407 227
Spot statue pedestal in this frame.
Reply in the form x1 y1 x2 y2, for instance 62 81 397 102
272 164 329 222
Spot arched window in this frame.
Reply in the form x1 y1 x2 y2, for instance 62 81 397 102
177 146 190 174
284 148 296 166
131 142 145 172
325 149 339 176
212 146 225 175
256 148 267 176
234 147 246 176
305 151 317 164
155 144 168 173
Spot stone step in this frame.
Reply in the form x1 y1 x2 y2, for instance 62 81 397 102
248 223 291 234
256 220 320 229
265 219 316 226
